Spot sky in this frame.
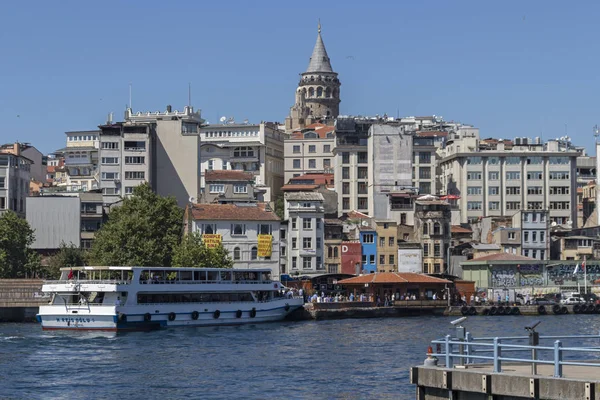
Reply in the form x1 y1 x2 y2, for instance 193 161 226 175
1 0 600 155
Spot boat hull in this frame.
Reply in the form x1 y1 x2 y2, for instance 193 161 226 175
38 300 303 331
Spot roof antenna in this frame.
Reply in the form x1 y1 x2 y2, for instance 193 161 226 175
188 82 192 107
129 82 132 110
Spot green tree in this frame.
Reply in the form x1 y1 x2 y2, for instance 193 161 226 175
0 211 37 278
89 183 184 266
274 194 285 220
172 232 233 268
45 242 87 279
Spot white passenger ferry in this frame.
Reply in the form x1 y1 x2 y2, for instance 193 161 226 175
37 266 303 331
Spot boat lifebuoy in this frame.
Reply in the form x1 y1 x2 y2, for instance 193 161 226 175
235 310 242 318
537 305 546 314
118 313 127 322
168 312 176 321
213 310 221 319
285 303 290 312
250 308 257 318
191 311 199 320
144 313 152 322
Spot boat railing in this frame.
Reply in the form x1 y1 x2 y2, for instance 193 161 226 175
428 329 600 378
44 279 131 285
138 280 272 285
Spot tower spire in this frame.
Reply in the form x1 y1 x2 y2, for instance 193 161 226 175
318 19 321 34
306 21 333 73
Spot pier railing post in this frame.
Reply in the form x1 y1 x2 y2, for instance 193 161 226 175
554 340 563 378
445 334 453 368
493 337 501 373
465 332 472 365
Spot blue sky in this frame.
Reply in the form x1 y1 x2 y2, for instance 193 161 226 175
1 0 599 155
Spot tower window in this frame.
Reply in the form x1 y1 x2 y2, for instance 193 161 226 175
308 87 315 97
317 87 323 97
325 87 331 98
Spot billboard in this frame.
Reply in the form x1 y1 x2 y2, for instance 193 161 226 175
398 248 422 273
340 241 362 275
202 234 222 248
257 234 273 257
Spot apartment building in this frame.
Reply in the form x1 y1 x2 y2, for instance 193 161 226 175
414 198 451 274
199 122 284 203
185 202 281 277
491 227 521 255
440 137 579 227
55 130 100 192
512 210 549 260
284 123 335 183
202 170 256 204
412 132 442 195
324 219 343 274
100 105 203 207
0 143 45 183
374 220 397 272
0 144 31 217
284 192 325 276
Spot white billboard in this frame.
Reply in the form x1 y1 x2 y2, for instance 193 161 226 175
398 248 422 273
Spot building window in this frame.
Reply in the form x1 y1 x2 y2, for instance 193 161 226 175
527 172 543 180
303 218 312 230
323 145 331 153
333 247 338 258
527 202 543 210
549 172 570 180
342 167 350 179
466 172 482 180
207 160 214 170
506 186 521 195
488 157 499 165
506 172 521 180
467 201 482 210
292 238 297 249
419 152 431 163
358 182 368 194
125 186 135 195
101 172 119 180
380 237 385 247
369 255 375 264
467 157 482 165
358 197 368 210
231 224 245 235
433 223 441 235
234 247 241 260
419 167 431 179
293 159 301 169
125 156 145 164
528 186 543 195
102 188 119 195
202 224 216 234
281 246 286 256
233 147 254 157
293 145 300 154
362 255 367 264
251 247 258 260
308 145 316 153
380 255 385 265
389 255 395 265
233 184 247 194
540 232 545 242
316 218 321 229
524 231 529 242
488 171 499 180
358 152 368 164
342 197 350 210
489 202 500 210
308 159 316 169
0 177 5 188
505 156 521 165
102 142 119 150
292 256 297 269
423 243 429 256
316 238 321 249
362 234 374 244
357 167 368 179
101 157 119 165
303 257 312 269
303 238 312 249
506 202 521 210
467 187 482 195
209 184 225 193
342 152 350 164
423 223 428 235
388 237 394 247
317 257 323 269
489 186 499 195
125 171 145 180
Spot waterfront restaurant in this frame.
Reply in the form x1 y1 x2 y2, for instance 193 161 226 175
337 272 452 300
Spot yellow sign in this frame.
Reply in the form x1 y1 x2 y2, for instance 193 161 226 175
202 234 222 249
257 234 273 257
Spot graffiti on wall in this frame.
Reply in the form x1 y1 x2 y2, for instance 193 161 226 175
518 264 543 286
546 263 600 286
491 268 517 287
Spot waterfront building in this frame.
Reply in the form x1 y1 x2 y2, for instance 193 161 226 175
359 227 378 273
26 192 104 251
338 272 451 300
439 137 579 227
511 210 549 260
100 105 203 208
340 240 361 275
284 192 325 276
201 170 257 204
0 143 45 183
199 122 284 204
324 219 343 274
491 227 521 255
0 143 32 217
54 130 100 192
581 179 597 227
184 202 281 278
554 236 600 261
374 220 397 272
285 23 340 132
414 198 451 274
284 123 335 183
281 173 337 216
397 242 423 273
412 132 441 195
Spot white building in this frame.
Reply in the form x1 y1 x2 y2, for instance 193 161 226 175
199 122 285 203
56 130 100 192
283 123 335 183
284 192 325 276
185 203 281 278
0 144 32 217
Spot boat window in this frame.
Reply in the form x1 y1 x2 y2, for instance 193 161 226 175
207 271 219 281
261 271 271 282
195 270 206 281
220 271 232 281
180 271 193 281
137 292 254 303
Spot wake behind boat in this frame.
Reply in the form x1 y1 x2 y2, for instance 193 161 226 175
37 266 303 331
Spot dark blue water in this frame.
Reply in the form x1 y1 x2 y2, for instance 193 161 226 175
2 315 600 400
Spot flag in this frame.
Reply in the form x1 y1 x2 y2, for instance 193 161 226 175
67 269 74 280
573 264 579 275
582 259 586 272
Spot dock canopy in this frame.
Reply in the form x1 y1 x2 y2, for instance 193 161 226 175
337 272 452 300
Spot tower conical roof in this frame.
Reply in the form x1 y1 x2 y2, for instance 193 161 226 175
305 23 333 73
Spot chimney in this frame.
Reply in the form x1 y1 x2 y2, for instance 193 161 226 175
166 105 172 113
13 142 20 156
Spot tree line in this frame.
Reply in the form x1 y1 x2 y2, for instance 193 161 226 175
0 184 233 279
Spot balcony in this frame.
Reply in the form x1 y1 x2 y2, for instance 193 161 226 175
65 157 92 166
390 203 413 210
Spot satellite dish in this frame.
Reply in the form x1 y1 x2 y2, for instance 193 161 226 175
551 221 557 227
188 196 196 204
219 116 227 123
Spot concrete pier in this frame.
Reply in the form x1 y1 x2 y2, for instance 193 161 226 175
411 363 600 399
0 280 46 322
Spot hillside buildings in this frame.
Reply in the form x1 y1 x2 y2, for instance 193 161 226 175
0 143 31 217
199 122 284 203
284 123 335 183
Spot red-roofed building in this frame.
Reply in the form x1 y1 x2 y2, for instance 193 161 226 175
337 272 451 300
202 170 259 204
184 203 282 278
